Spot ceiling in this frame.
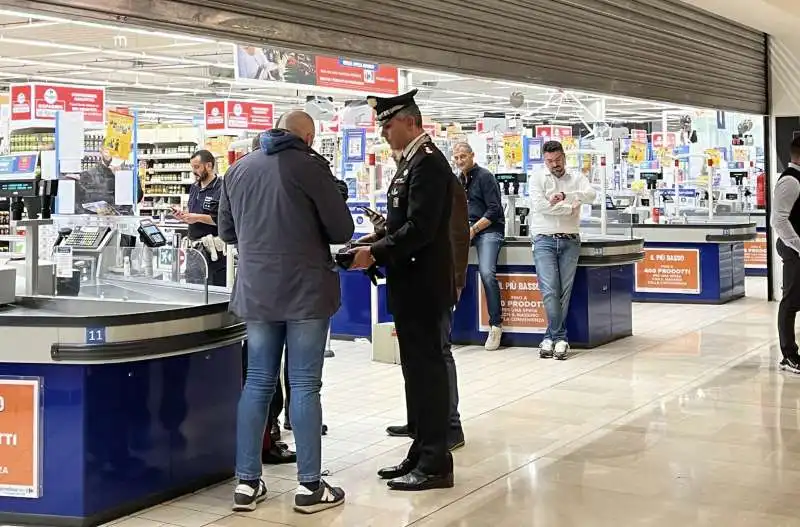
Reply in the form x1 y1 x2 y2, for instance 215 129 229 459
0 8 731 128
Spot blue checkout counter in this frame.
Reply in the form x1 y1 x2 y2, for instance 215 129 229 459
0 283 242 527
583 221 757 304
332 235 645 349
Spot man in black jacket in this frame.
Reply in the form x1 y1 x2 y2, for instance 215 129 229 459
349 89 456 491
772 135 800 374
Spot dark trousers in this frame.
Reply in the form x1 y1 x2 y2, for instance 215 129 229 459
778 239 800 360
269 352 290 423
394 307 453 475
407 307 461 435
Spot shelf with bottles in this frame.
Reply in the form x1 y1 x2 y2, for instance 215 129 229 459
8 130 106 155
137 141 198 157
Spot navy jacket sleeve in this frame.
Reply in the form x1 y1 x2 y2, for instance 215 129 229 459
294 156 355 244
218 173 237 245
480 169 504 224
370 155 450 265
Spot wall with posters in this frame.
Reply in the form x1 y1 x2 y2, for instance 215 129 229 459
234 45 399 95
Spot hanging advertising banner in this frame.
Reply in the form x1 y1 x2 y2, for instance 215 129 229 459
478 273 547 333
10 83 105 127
635 248 701 295
744 232 768 270
630 129 648 143
502 134 523 167
0 378 41 498
651 132 678 150
627 142 647 164
234 45 399 95
204 100 274 135
535 125 573 143
104 111 134 160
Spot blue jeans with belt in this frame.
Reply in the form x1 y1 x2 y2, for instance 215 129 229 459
473 230 504 327
236 318 329 483
533 234 581 342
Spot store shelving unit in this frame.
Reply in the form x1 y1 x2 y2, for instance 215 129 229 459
137 140 197 215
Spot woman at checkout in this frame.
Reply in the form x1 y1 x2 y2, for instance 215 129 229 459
172 149 228 287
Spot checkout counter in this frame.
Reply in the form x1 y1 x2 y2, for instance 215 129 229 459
332 170 646 349
0 194 241 526
583 207 757 304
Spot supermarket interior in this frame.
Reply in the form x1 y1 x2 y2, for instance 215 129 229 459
0 5 792 527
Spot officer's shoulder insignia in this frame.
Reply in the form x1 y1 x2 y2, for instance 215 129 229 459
424 146 433 154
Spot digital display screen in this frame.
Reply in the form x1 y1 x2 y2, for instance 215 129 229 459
0 181 34 193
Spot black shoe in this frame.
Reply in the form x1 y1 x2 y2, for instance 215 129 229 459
270 422 281 443
262 442 297 465
378 458 415 480
387 469 454 491
781 356 800 374
448 430 465 451
232 479 268 512
386 424 411 437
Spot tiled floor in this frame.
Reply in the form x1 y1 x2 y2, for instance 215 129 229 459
107 278 800 526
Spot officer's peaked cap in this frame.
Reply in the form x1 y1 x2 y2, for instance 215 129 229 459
367 89 419 125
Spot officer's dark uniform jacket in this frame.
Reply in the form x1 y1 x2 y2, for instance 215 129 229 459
370 135 456 315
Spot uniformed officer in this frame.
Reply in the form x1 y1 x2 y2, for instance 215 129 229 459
349 89 457 491
173 149 227 287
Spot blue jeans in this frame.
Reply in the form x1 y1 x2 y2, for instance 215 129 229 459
474 230 504 327
236 318 329 483
533 235 581 342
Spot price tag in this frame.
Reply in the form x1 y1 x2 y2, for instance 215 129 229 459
85 327 106 345
593 247 604 256
723 228 731 236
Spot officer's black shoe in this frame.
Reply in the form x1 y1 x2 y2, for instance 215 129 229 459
386 424 413 437
448 429 466 451
270 422 281 443
262 442 296 465
387 469 454 491
378 458 415 480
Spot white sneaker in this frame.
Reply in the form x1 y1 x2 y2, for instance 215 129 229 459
554 341 570 361
485 326 502 351
539 338 554 358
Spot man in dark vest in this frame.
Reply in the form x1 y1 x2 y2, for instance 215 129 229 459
772 135 800 374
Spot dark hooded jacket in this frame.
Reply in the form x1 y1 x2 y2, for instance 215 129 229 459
219 129 354 321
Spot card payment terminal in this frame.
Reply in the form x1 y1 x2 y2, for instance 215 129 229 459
137 219 168 248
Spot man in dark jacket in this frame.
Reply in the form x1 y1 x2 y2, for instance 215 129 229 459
349 89 456 491
219 111 353 514
384 170 470 451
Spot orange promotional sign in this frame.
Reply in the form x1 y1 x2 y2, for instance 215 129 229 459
744 232 767 269
478 272 547 333
0 379 40 498
635 248 701 295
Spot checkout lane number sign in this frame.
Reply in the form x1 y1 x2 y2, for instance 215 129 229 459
0 378 41 498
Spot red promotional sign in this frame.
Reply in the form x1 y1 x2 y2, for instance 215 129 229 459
631 129 648 143
204 100 226 131
10 85 32 121
204 100 274 134
535 125 573 142
10 83 105 125
314 56 398 95
652 132 677 150
227 100 274 131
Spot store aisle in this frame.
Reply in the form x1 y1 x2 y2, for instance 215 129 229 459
106 294 798 527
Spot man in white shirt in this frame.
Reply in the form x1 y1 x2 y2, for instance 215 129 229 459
530 140 596 360
771 135 800 374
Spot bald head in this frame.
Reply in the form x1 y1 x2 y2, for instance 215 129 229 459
277 110 316 147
